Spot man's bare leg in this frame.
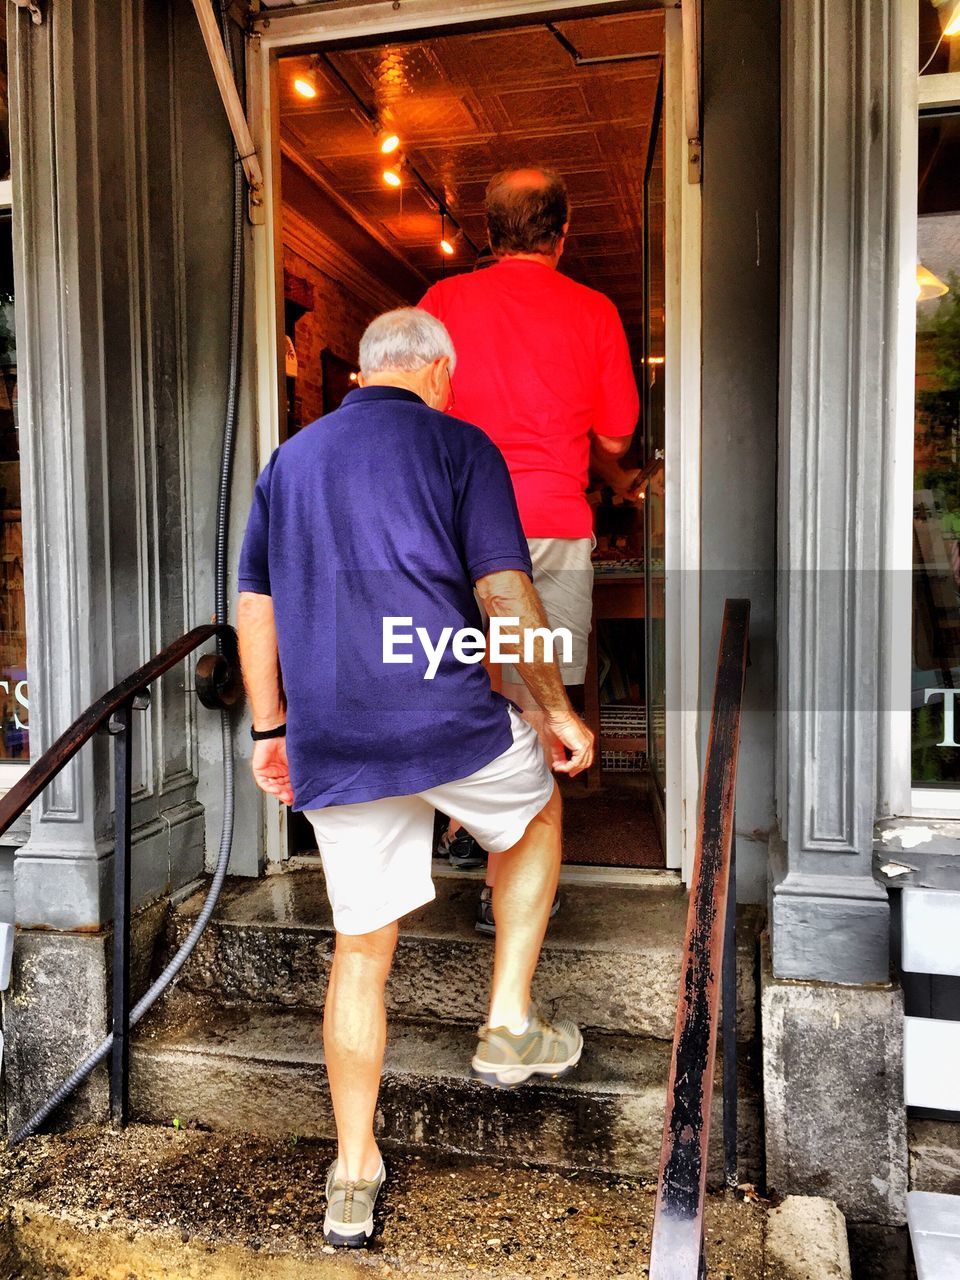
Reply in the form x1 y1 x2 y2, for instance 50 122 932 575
324 921 397 1180
485 679 562 896
486 783 562 1029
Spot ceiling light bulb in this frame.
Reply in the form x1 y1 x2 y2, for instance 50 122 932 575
293 77 317 99
945 4 960 34
440 239 455 256
379 131 400 155
382 167 402 188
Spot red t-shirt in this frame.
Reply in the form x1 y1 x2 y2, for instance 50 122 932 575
420 258 639 539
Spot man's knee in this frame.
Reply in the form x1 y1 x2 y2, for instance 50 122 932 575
531 781 562 833
334 920 398 975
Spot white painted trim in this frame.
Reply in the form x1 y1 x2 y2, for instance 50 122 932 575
918 70 960 108
253 0 653 47
248 32 286 868
250 0 702 875
911 788 960 818
664 8 701 876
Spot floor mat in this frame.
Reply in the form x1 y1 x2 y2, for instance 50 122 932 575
560 780 663 868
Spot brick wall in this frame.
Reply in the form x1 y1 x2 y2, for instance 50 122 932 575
283 243 402 430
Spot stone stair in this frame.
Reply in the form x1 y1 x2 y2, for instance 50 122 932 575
131 869 764 1184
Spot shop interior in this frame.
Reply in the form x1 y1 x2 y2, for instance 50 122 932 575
276 11 667 868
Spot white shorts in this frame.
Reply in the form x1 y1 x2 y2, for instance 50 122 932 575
304 706 554 936
501 536 594 687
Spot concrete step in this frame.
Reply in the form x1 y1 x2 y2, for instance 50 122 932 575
167 870 762 1043
131 992 762 1183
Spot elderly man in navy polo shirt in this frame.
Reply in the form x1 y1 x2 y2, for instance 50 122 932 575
236 308 594 1249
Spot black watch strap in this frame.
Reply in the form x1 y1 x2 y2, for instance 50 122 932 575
251 723 287 741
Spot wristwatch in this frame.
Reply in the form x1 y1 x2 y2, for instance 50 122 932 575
250 723 287 741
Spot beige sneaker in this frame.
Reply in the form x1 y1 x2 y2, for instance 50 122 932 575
323 1160 386 1247
471 1006 583 1088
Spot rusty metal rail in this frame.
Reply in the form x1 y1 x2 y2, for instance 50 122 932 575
1 623 240 1136
649 598 750 1278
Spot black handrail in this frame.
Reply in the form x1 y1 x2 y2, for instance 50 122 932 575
649 599 750 1278
1 622 240 1128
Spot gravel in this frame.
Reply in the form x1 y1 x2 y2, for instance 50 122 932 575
0 1124 767 1278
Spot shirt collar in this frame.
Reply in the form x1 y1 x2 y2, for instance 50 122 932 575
342 385 426 408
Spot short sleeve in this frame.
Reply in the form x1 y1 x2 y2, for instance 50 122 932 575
455 438 532 584
591 296 640 439
418 281 445 321
237 455 276 595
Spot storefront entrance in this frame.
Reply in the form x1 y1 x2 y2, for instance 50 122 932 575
251 1 702 877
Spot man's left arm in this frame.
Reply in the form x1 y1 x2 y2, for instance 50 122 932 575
236 454 293 807
237 591 293 807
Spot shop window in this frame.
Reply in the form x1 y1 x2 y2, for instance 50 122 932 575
912 110 960 784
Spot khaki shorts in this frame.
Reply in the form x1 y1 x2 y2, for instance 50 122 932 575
304 706 554 936
501 536 594 687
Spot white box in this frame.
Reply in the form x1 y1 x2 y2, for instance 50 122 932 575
904 1016 960 1111
908 1192 960 1280
902 887 960 978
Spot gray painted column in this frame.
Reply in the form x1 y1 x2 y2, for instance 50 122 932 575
8 0 214 930
700 0 779 907
774 0 901 982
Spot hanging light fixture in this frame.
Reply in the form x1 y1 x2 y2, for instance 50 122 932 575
293 76 318 99
378 129 401 155
917 263 950 302
382 165 402 188
935 0 960 35
439 209 456 257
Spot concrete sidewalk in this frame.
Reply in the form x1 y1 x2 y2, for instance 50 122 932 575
0 1125 767 1278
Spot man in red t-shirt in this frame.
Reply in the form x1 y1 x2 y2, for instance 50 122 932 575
420 167 641 928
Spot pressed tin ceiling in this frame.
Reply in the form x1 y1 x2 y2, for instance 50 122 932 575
279 12 665 349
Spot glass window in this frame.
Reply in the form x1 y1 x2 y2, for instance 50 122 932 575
912 110 960 784
920 0 960 76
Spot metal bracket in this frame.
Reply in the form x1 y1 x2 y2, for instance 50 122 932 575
688 137 702 185
13 0 43 25
107 691 151 734
196 629 244 711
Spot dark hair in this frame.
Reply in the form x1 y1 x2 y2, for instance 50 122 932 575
484 168 569 256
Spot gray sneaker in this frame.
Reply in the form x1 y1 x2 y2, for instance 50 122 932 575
323 1160 386 1247
471 1006 583 1088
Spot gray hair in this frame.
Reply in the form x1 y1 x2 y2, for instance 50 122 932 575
358 308 457 377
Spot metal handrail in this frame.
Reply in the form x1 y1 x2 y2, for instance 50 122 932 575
649 598 750 1279
0 624 237 838
1 622 240 1128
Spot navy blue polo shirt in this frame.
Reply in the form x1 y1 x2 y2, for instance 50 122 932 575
237 385 533 811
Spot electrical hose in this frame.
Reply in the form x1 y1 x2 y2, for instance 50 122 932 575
8 2 245 1146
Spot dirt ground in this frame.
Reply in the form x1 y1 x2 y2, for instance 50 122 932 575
0 1125 768 1279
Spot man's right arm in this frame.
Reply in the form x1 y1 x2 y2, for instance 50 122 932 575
475 569 594 776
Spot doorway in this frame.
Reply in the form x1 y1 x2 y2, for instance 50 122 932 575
252 4 698 875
